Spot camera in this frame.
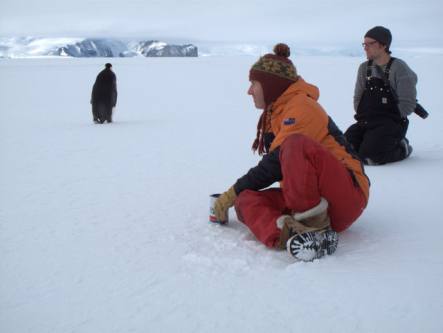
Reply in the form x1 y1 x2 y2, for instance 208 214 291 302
414 102 429 119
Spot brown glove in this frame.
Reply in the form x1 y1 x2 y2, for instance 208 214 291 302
214 186 237 222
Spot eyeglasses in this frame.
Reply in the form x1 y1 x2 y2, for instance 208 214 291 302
362 41 378 48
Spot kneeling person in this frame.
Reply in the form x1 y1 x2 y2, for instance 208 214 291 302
345 26 417 165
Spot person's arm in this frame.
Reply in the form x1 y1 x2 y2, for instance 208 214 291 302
233 148 282 194
390 60 417 118
214 148 283 221
353 63 366 112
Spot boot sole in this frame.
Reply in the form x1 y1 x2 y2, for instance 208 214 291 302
287 230 338 262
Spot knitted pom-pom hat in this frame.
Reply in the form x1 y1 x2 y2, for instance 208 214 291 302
249 43 299 107
250 43 299 155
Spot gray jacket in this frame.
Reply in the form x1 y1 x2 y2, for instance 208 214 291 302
354 58 417 118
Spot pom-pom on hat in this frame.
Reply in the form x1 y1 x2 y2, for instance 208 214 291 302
249 43 298 107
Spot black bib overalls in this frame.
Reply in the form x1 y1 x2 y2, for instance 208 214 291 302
345 58 409 164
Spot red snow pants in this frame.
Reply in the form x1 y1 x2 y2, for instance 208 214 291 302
234 134 368 248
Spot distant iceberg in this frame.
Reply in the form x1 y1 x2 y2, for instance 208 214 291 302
0 37 198 58
2 37 441 59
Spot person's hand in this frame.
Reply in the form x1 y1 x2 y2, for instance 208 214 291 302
214 187 237 221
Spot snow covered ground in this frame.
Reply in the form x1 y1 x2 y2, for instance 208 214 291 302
1 53 442 332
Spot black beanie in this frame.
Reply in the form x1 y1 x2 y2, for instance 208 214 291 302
105 63 112 69
365 26 392 50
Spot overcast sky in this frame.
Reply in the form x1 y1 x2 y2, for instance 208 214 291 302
1 0 442 46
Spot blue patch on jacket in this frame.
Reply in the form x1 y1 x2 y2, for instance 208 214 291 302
283 118 296 125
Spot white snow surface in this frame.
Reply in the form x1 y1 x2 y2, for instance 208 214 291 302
1 54 443 332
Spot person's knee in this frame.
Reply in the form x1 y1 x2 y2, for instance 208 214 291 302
235 188 284 211
234 190 264 222
282 133 308 147
236 189 251 202
358 141 379 160
344 124 363 148
280 134 314 155
235 190 256 211
359 133 400 163
281 134 323 163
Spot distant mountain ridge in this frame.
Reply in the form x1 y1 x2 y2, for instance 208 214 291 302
0 37 198 58
1 37 441 59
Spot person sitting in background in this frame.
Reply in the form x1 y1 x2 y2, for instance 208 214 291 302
91 63 117 124
213 43 369 261
345 26 417 165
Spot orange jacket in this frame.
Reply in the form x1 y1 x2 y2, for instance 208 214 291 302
269 77 370 201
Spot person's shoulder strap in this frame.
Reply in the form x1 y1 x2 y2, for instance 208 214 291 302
366 60 373 78
383 57 396 81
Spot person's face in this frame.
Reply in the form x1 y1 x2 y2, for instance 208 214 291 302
247 80 266 109
362 37 386 60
